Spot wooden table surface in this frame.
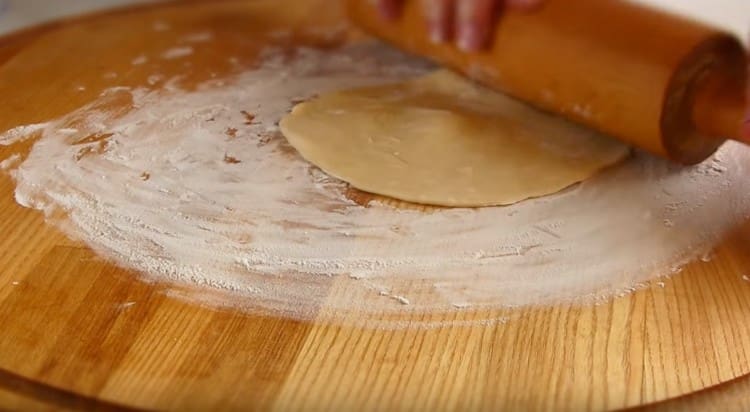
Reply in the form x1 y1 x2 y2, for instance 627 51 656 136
1 1 750 410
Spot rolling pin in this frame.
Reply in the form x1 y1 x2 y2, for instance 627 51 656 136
346 0 749 164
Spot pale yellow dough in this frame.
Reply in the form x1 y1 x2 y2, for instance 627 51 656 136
280 70 630 207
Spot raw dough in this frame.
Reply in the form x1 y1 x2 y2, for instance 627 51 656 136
280 70 630 207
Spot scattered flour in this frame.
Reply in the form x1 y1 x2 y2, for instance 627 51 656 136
0 123 48 145
161 46 193 60
131 55 148 66
181 31 213 44
0 154 21 171
152 21 170 32
1 42 750 328
147 74 164 86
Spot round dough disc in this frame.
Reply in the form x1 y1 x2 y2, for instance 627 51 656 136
280 70 630 207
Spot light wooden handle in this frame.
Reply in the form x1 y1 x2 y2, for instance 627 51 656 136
346 0 748 164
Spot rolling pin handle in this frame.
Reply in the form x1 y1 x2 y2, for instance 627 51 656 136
691 74 749 144
348 0 749 162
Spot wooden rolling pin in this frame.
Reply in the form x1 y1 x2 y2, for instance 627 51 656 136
346 0 749 164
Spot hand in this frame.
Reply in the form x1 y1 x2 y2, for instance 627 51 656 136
375 0 544 51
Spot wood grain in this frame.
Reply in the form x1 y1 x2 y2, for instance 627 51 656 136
1 1 750 410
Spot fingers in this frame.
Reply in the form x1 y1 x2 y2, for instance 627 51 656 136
456 0 497 51
376 0 405 20
423 0 543 52
378 0 545 52
421 0 454 43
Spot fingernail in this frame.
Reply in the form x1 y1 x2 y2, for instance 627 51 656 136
457 25 483 52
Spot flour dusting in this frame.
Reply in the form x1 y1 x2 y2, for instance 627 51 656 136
2 42 750 328
131 55 148 66
161 46 193 60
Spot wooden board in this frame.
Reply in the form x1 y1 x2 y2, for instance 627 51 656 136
1 1 750 410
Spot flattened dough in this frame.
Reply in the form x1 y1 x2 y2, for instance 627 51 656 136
280 70 629 207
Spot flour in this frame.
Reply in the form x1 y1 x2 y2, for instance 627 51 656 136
2 42 750 328
0 154 20 171
152 21 170 32
0 123 48 145
181 31 213 44
161 46 193 60
131 55 148 66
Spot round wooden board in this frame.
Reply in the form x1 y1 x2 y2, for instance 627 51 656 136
1 1 750 410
